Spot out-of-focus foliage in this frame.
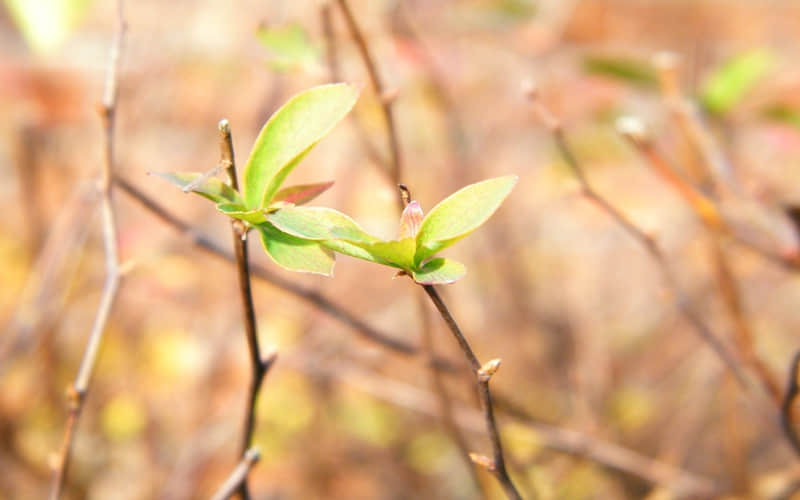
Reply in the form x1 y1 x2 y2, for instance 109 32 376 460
256 23 320 73
701 49 775 115
3 0 92 54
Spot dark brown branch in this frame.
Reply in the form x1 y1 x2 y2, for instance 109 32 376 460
217 120 276 500
49 4 126 499
210 448 261 500
782 351 800 457
422 285 523 500
335 0 403 188
526 87 749 389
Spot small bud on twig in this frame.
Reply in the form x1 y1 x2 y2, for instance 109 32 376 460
616 116 649 147
469 452 496 471
478 358 501 382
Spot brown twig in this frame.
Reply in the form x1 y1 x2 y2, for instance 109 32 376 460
209 448 261 500
617 117 782 404
335 0 403 189
399 186 486 497
525 87 749 388
217 120 277 500
781 351 800 457
48 4 126 498
422 285 523 500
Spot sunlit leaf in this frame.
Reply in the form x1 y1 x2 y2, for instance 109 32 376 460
216 203 268 225
701 49 775 115
272 181 334 205
242 83 359 209
257 223 335 276
582 55 657 87
256 23 320 72
152 172 243 205
360 238 416 270
4 0 92 54
266 206 377 243
411 258 466 285
416 176 517 265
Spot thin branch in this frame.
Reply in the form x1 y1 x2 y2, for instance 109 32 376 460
209 448 261 500
525 87 749 389
782 351 800 457
217 120 277 500
113 175 459 372
422 285 523 500
335 0 403 189
49 4 126 498
399 185 486 497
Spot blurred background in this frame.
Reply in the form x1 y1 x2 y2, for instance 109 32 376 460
4 0 800 498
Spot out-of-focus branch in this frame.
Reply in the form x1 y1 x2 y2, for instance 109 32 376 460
217 120 277 500
48 4 126 499
617 116 782 404
525 85 748 388
422 285 523 500
209 448 261 500
781 351 800 457
334 0 403 189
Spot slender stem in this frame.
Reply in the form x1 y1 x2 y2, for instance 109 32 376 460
527 90 749 389
217 120 277 500
782 351 800 457
210 448 261 500
335 0 403 189
49 4 125 499
422 285 523 500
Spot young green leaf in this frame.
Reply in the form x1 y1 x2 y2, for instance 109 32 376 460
398 201 423 239
272 181 335 206
359 238 416 270
216 203 268 225
242 83 359 209
152 172 243 205
411 258 466 285
415 176 517 265
256 23 320 72
257 223 335 276
265 206 377 243
701 49 774 116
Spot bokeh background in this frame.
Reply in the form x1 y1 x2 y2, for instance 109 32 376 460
4 0 800 498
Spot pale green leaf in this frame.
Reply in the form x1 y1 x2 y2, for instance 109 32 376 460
359 238 416 270
416 176 517 264
256 23 320 72
701 49 774 115
266 206 377 243
272 181 334 205
4 0 91 54
258 223 335 276
242 83 359 209
152 172 243 205
216 203 267 225
411 258 466 285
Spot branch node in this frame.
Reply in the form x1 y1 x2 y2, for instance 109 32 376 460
478 358 502 382
469 452 496 471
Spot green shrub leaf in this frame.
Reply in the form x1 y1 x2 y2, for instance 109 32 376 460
256 23 319 72
359 238 416 270
152 172 243 205
242 83 359 209
416 176 517 264
266 206 377 243
216 203 268 225
257 223 335 276
411 258 466 285
701 49 774 116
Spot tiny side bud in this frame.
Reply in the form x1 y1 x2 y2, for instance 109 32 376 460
218 119 231 134
478 358 501 382
616 116 649 146
469 453 496 471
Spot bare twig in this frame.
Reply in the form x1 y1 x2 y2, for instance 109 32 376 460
782 351 800 457
399 186 486 497
422 285 523 500
209 448 261 500
525 87 749 388
48 4 126 498
335 0 403 188
217 120 277 500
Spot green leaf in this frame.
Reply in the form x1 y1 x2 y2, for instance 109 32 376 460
416 176 517 264
266 206 377 243
256 23 320 72
272 181 334 205
582 55 657 87
411 258 466 285
701 49 774 115
152 172 243 205
216 203 268 225
242 83 360 209
360 238 416 270
257 223 335 276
